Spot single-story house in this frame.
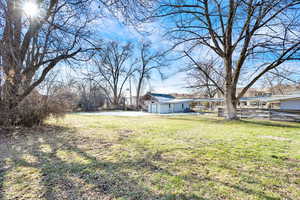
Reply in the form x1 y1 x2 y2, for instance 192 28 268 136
144 93 192 114
193 94 300 110
265 92 300 110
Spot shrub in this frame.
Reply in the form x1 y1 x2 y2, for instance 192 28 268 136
0 90 73 127
16 93 66 126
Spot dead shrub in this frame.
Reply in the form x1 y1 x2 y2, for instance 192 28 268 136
0 90 73 127
17 94 66 126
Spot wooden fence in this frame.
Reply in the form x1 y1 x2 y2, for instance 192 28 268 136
218 108 300 122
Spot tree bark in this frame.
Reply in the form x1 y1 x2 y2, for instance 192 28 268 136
224 86 238 120
224 55 238 120
136 76 143 110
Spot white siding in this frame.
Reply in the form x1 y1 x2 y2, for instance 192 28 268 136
280 100 300 110
173 103 188 112
167 103 190 113
148 103 158 113
159 104 170 113
148 102 190 113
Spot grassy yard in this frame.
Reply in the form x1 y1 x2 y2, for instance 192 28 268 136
0 114 299 200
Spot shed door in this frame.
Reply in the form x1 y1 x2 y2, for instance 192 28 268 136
168 104 172 113
152 104 157 113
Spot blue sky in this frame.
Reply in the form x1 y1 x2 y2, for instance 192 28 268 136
88 14 300 95
70 4 300 96
91 14 193 94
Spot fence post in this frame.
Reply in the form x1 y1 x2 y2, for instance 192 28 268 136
218 107 223 117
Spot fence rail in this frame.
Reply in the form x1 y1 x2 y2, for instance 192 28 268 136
218 108 300 122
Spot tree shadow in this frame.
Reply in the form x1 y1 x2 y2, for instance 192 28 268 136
0 125 209 199
239 119 300 128
168 116 300 129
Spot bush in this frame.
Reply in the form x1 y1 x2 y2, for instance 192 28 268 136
0 90 72 127
17 93 67 126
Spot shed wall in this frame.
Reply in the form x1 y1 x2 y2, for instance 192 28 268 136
148 102 190 113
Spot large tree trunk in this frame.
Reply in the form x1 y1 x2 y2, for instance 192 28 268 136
224 55 238 120
224 87 238 120
136 77 143 110
0 79 23 125
111 86 119 109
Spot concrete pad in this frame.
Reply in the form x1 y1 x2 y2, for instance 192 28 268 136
75 111 153 117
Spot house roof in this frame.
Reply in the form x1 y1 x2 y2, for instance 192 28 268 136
149 93 175 99
146 93 175 103
161 99 195 104
194 98 223 102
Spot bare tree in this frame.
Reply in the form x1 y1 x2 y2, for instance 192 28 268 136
147 0 300 119
186 58 224 98
262 67 300 95
0 0 98 124
93 41 135 108
39 71 80 111
134 42 166 109
75 72 106 111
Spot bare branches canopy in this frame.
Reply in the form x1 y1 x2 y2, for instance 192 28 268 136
0 0 96 108
148 0 300 119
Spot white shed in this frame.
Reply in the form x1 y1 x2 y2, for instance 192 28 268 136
146 93 193 114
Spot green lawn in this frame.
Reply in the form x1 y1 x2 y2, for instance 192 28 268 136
0 114 299 200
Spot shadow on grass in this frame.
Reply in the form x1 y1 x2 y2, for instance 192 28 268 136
238 119 300 128
0 125 207 200
0 123 298 199
168 116 300 129
167 116 220 123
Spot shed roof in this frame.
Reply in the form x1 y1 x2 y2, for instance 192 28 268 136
161 99 195 104
146 93 176 103
193 98 223 102
149 93 175 99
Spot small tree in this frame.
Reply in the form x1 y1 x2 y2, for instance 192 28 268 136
76 77 106 111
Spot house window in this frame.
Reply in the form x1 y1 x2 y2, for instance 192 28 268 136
182 104 184 109
169 104 171 108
